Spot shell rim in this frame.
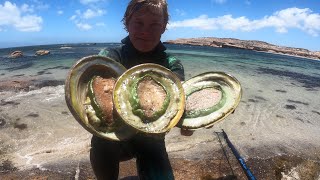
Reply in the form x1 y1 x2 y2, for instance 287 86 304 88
178 71 242 130
113 63 186 134
64 55 137 141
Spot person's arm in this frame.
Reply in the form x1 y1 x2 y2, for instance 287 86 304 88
166 55 195 136
98 48 122 63
167 55 185 81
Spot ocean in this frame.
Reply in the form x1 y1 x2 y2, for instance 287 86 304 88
1 43 320 178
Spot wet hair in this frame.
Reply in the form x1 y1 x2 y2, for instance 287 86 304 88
122 0 169 31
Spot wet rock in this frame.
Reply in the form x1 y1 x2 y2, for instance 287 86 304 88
0 79 34 92
9 51 23 58
35 50 50 56
0 79 64 92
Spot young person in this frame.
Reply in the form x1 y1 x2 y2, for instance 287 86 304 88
90 0 187 179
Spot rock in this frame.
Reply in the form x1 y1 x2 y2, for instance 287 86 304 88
35 50 50 56
9 51 23 58
165 37 320 60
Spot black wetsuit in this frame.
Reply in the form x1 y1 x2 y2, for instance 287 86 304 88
90 36 184 180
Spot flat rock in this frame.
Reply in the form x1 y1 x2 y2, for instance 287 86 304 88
35 50 50 56
9 51 23 58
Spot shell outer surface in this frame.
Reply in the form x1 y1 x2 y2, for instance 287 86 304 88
178 72 242 130
65 55 137 141
113 63 185 134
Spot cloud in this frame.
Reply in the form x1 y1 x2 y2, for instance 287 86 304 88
70 8 106 30
21 4 34 13
0 1 42 32
57 10 63 15
168 7 320 36
83 9 106 19
175 9 186 16
76 22 92 30
30 0 49 10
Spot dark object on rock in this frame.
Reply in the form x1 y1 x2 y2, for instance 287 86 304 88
0 159 18 173
9 51 23 58
0 118 6 127
35 50 50 56
14 123 28 130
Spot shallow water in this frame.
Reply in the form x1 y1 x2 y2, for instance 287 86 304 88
0 43 320 173
165 45 320 161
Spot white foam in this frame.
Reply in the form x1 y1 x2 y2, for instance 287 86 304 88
17 153 47 171
7 85 64 101
74 162 80 180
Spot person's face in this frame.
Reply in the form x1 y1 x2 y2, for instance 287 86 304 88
127 7 166 53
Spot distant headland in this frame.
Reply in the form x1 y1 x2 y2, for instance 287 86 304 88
165 37 320 60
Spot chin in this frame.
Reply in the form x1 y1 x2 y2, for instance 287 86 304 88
136 43 156 53
137 47 153 52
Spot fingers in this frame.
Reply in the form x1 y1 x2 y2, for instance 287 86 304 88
180 128 194 136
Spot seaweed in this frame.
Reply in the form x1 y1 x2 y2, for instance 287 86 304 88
0 118 6 127
0 100 20 106
257 67 320 89
14 123 28 130
311 110 320 116
287 99 309 106
285 105 296 110
26 113 39 118
275 89 287 93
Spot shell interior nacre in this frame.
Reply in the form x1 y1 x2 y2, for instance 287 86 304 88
113 63 185 134
65 55 137 141
178 72 242 130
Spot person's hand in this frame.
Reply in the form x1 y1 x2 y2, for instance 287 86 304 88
180 128 194 136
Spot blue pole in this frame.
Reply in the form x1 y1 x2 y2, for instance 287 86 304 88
222 129 256 180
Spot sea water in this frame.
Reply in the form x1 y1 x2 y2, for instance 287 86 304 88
0 43 320 171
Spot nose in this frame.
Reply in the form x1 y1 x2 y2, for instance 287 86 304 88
140 25 152 35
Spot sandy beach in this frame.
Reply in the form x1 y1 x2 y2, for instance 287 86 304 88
0 83 320 179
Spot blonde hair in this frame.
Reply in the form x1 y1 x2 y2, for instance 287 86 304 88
122 0 169 31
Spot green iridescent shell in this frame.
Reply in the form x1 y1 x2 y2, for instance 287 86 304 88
65 55 137 141
113 63 185 134
178 72 242 130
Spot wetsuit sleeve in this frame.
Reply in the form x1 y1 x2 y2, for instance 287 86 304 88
167 55 185 81
98 48 121 63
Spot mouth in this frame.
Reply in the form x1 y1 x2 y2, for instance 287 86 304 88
135 36 153 42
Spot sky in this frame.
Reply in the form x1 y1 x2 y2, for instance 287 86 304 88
0 0 320 51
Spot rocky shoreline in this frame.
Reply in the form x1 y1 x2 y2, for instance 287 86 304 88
165 37 320 60
1 149 319 179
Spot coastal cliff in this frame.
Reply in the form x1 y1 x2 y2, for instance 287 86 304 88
165 37 320 60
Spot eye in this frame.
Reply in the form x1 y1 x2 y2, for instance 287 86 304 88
151 23 162 30
133 21 143 26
